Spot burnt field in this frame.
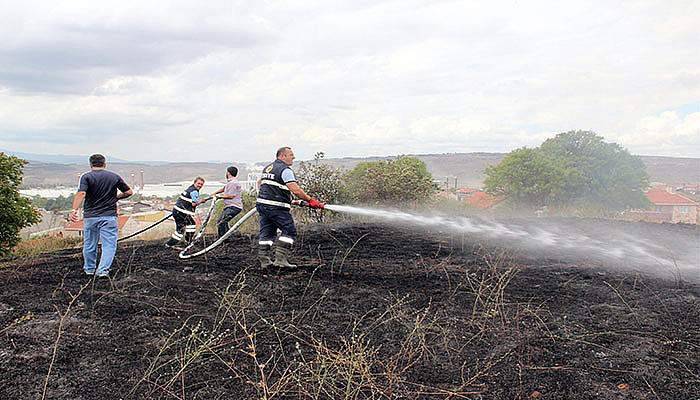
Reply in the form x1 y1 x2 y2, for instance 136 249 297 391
0 221 698 399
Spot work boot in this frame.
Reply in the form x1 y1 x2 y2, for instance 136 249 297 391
258 244 274 269
273 241 297 270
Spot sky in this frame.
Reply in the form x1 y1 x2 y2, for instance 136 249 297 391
0 0 698 162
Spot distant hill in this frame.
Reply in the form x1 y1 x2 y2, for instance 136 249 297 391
319 153 700 189
17 152 699 189
321 153 504 188
1 149 130 164
21 161 251 188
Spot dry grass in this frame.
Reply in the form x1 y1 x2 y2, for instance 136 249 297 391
128 249 525 399
12 235 82 258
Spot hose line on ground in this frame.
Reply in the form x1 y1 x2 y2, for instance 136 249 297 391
116 211 173 242
178 197 220 255
178 208 258 260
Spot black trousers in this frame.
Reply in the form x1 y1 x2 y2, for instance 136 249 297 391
256 204 296 244
168 209 196 244
217 206 242 237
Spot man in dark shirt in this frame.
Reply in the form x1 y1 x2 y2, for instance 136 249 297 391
70 154 132 277
256 147 324 270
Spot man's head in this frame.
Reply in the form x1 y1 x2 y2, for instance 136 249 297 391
226 166 238 179
276 146 295 166
193 177 205 190
89 154 106 168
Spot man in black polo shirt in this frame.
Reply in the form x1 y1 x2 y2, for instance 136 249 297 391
70 154 132 277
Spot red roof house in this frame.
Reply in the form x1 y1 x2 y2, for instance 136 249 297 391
456 188 503 209
465 191 503 209
644 188 698 224
64 216 131 237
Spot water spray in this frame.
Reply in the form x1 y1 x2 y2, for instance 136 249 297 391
174 199 695 280
319 204 690 274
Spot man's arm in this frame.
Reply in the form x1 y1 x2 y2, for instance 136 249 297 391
286 182 325 209
286 182 312 201
70 192 86 222
213 187 232 199
116 178 133 200
117 189 133 200
191 189 212 205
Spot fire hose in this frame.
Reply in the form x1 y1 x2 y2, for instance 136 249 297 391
117 193 219 244
177 196 221 255
116 210 173 242
178 208 258 259
178 199 322 260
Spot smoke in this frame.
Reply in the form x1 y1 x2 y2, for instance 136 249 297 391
325 205 699 282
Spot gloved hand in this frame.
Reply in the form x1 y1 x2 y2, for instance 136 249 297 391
308 198 325 209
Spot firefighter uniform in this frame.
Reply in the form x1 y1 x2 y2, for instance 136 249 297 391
165 185 199 247
256 159 298 269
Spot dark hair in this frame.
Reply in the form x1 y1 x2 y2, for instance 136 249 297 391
194 176 205 184
227 166 238 177
276 146 291 158
89 154 106 167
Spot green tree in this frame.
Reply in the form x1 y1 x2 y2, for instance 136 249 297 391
43 194 75 211
344 156 436 205
484 131 649 211
539 130 649 209
0 153 40 256
484 147 569 206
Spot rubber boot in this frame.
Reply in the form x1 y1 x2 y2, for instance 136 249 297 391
258 244 274 269
165 237 181 248
273 241 297 270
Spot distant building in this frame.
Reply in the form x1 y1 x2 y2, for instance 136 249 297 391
645 187 698 224
456 187 479 202
118 200 155 215
676 183 700 198
64 216 131 238
456 188 503 209
626 187 699 224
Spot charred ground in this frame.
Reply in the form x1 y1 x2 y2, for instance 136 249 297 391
0 221 698 399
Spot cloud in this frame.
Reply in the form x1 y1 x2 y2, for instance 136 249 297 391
617 111 700 157
0 0 275 94
0 0 698 162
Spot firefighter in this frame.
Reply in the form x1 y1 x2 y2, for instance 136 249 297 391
165 177 210 248
256 146 324 269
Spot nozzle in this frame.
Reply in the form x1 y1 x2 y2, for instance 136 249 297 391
291 200 309 207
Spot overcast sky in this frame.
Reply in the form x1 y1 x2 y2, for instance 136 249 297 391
0 0 698 162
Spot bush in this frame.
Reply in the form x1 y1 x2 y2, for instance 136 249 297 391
296 152 346 205
0 153 40 256
295 152 347 222
344 156 436 205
